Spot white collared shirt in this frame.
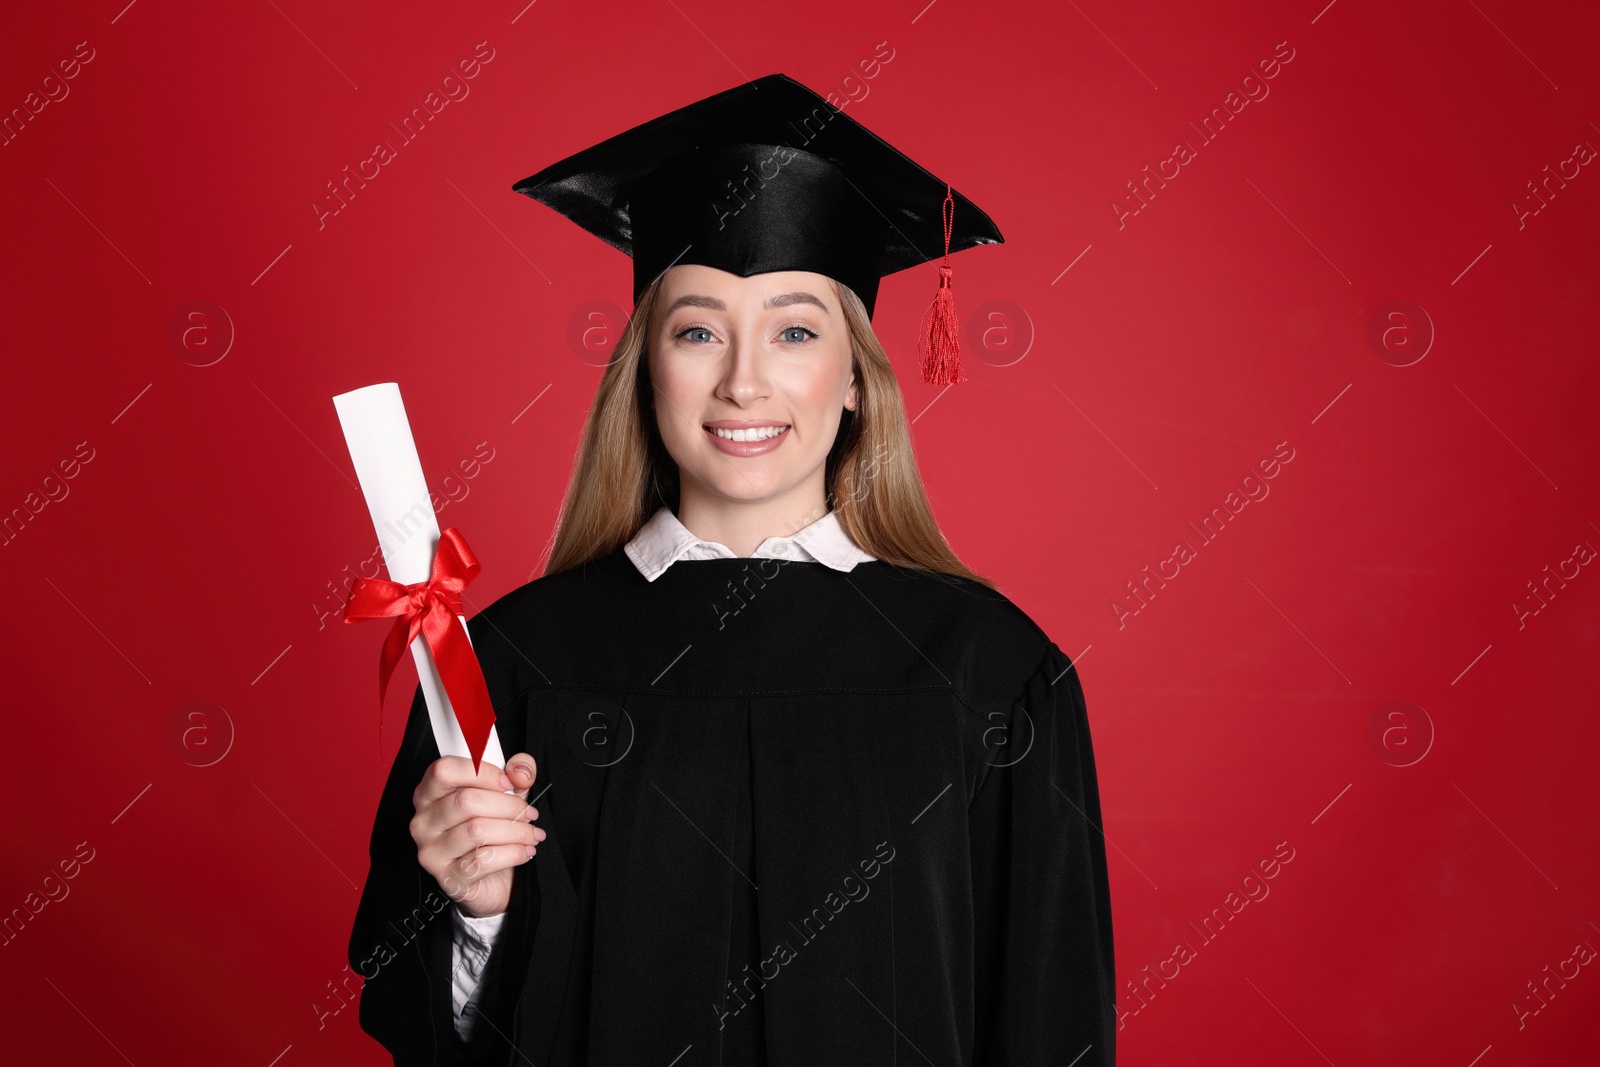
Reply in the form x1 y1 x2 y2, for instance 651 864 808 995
623 504 877 581
450 504 875 1038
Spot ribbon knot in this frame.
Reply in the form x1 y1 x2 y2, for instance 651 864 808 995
342 527 497 771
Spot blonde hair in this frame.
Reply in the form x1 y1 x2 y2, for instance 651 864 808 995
540 270 996 591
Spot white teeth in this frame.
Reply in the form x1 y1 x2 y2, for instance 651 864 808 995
710 425 788 442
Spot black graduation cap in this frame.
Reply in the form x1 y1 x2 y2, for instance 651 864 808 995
511 72 1004 384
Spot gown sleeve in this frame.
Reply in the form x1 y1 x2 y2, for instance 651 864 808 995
968 641 1117 1065
346 681 536 1067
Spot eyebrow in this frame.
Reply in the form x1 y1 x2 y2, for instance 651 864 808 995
662 291 830 316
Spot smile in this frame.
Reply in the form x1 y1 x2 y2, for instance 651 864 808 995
706 425 789 441
702 423 791 456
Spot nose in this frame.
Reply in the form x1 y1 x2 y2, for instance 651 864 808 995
718 327 771 403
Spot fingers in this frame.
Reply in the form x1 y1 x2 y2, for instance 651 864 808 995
413 754 509 811
505 753 538 799
426 813 545 876
434 838 534 908
415 799 545 894
409 753 548 913
412 779 543 842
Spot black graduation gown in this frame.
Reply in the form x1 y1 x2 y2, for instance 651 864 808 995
347 548 1116 1066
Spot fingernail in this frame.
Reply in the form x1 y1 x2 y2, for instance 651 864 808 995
524 844 536 859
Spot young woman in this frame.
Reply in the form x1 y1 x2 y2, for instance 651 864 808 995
348 74 1115 1067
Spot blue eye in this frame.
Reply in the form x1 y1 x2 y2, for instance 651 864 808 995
674 324 817 344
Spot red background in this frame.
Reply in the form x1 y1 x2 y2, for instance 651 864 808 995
3 1 1597 1064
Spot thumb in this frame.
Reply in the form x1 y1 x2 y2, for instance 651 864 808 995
505 753 537 800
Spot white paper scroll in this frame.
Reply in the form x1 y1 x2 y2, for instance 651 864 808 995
333 382 507 772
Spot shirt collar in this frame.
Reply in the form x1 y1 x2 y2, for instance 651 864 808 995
624 506 876 582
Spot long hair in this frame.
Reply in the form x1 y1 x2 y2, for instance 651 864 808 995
540 270 996 591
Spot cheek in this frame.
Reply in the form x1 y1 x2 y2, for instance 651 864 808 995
790 350 853 420
650 354 721 443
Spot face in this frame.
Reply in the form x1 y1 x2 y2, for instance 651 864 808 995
648 264 858 511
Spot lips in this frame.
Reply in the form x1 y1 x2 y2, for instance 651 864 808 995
702 421 790 455
706 425 788 442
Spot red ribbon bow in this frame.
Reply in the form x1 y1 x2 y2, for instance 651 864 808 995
342 527 497 772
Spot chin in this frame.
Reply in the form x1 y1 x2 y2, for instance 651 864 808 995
706 474 792 502
683 463 795 503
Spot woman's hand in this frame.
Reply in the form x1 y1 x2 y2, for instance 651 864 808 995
410 753 545 918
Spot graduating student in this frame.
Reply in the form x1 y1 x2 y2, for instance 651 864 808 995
347 73 1116 1066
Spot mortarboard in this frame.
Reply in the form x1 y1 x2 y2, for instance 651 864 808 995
511 72 1003 384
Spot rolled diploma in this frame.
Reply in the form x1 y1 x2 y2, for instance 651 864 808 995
333 382 507 773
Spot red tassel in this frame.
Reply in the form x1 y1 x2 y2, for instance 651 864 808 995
918 186 964 385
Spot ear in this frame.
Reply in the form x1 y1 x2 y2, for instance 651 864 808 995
844 370 859 413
